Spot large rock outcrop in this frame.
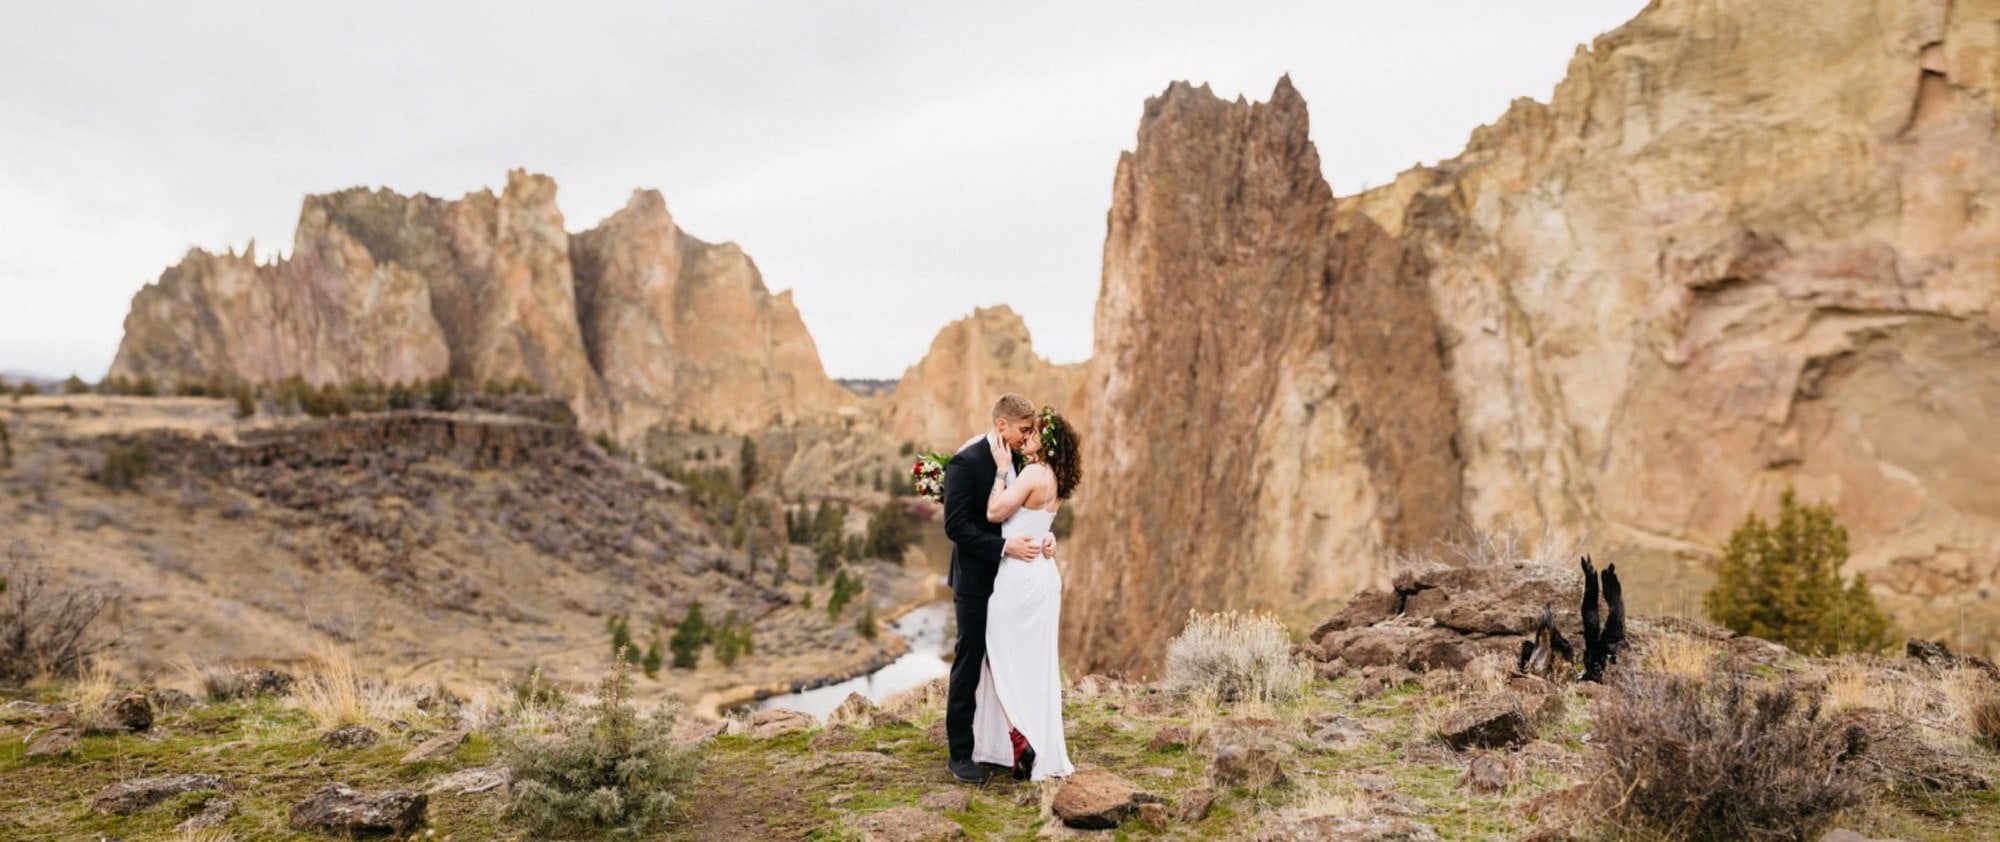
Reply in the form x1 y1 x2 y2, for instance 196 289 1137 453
1064 78 1462 673
1070 0 2000 672
571 189 851 435
110 170 847 439
882 306 1085 447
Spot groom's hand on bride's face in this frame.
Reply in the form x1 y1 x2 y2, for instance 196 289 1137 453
1004 535 1038 561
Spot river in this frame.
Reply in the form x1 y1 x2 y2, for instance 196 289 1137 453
751 600 953 718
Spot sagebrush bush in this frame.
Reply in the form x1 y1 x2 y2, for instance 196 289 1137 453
92 440 152 489
497 659 700 837
0 547 119 684
1591 671 1868 841
1706 488 1894 655
1163 611 1309 703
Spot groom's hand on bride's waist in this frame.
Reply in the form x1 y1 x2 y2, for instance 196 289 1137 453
1003 535 1039 561
1043 535 1057 559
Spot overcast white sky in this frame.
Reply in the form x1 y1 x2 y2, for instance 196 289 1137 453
0 1 1647 380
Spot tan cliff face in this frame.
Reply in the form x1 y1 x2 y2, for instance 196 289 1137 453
882 306 1085 449
110 170 846 439
1062 79 1463 674
1070 0 2000 672
571 189 851 436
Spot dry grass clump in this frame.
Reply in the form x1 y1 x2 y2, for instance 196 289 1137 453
289 642 415 729
172 653 242 702
1590 670 1868 841
1824 661 1872 714
1164 611 1310 703
1640 632 1721 679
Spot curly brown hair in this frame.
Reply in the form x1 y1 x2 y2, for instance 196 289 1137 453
1035 406 1082 499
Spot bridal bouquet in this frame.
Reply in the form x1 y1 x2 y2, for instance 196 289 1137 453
911 451 949 503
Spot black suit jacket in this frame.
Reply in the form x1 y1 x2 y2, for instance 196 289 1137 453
943 438 1008 599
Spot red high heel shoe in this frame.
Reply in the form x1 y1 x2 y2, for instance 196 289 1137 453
1009 728 1036 781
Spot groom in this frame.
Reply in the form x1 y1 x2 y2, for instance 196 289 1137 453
942 393 1054 784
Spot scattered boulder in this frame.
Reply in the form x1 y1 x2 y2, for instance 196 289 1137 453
919 789 970 812
321 724 381 749
1138 801 1170 831
1176 787 1217 823
91 774 228 815
1437 699 1535 751
1148 725 1193 751
1211 743 1288 789
1906 638 2000 681
1456 753 1514 795
86 694 152 735
175 797 235 833
148 688 197 711
1052 766 1154 829
412 683 464 712
750 708 818 739
288 783 427 835
827 692 879 729
1351 666 1420 701
26 727 80 758
400 727 470 764
237 668 296 697
1310 589 1403 639
1308 716 1373 750
853 806 964 841
676 712 732 744
426 766 510 795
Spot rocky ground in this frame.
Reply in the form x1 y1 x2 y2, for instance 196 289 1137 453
6 554 1997 840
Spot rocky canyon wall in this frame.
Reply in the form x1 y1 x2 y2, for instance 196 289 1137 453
111 170 850 438
882 306 1085 448
1068 0 2000 672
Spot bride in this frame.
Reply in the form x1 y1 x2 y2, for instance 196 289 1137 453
971 406 1079 781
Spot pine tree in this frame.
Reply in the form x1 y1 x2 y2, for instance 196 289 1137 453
668 602 708 669
773 546 791 587
1704 488 1896 655
608 614 634 661
641 638 663 678
738 435 759 491
855 602 877 640
864 506 913 562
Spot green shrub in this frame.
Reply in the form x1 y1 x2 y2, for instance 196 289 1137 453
773 546 791 587
93 440 152 490
738 435 759 491
61 376 89 395
641 639 663 678
863 506 913 562
608 614 635 662
1705 488 1895 655
668 602 708 670
427 376 458 411
497 659 700 837
827 570 862 619
713 611 752 667
0 421 12 467
232 384 255 419
855 603 877 640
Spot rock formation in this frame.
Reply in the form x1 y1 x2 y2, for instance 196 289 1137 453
1064 78 1462 673
110 170 848 439
882 306 1084 447
571 189 851 435
1069 0 2000 672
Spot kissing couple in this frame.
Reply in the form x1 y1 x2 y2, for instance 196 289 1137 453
941 393 1080 784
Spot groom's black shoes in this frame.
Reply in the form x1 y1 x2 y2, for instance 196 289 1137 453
947 758 988 784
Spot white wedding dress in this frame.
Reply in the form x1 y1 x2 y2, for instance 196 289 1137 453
970 504 1075 780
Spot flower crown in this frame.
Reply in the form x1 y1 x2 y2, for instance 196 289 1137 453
1039 405 1061 458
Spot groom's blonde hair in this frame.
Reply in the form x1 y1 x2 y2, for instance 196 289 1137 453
991 393 1035 421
